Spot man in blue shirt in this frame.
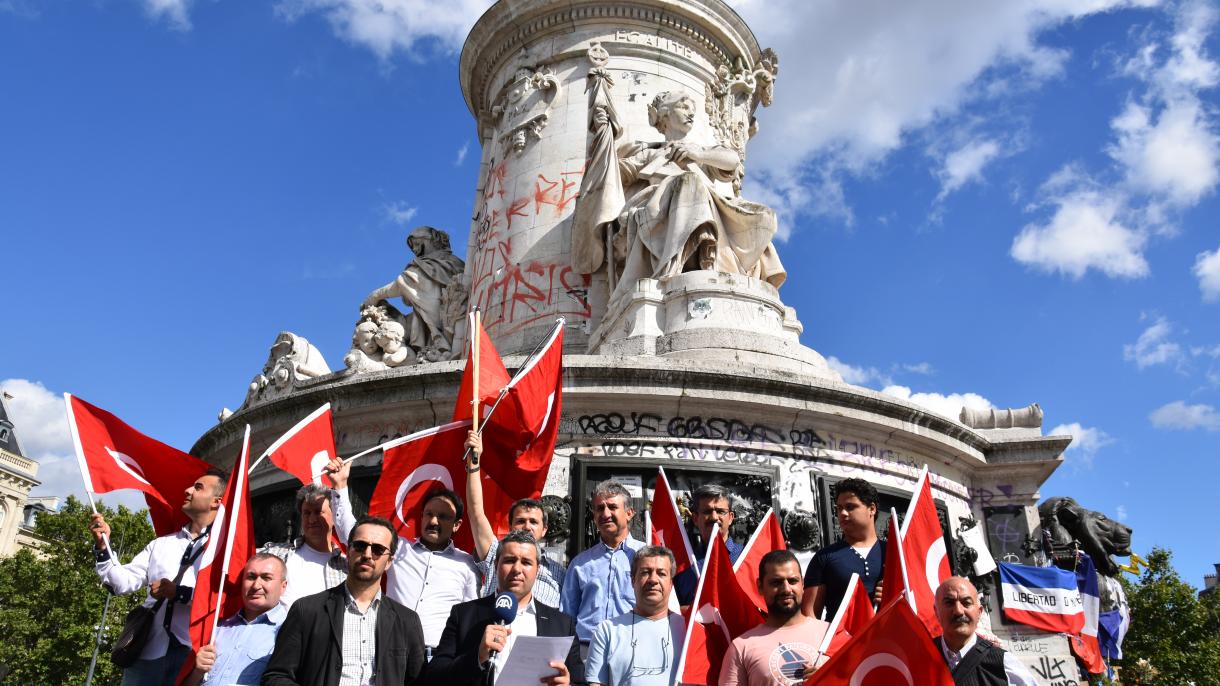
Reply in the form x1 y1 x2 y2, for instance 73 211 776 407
802 478 885 621
674 483 743 607
560 480 645 650
182 552 288 686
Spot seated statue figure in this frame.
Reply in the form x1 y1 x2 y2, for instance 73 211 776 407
362 226 465 360
573 90 785 304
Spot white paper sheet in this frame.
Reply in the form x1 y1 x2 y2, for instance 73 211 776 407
497 635 573 684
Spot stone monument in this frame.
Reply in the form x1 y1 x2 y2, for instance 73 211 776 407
191 2 1112 682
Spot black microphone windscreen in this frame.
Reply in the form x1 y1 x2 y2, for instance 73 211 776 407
493 592 518 624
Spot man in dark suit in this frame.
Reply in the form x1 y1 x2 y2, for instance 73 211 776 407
262 516 426 686
934 577 1037 686
425 530 582 685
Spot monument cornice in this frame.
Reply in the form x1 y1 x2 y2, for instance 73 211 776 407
460 0 764 121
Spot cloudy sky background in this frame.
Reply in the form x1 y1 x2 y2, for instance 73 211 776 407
2 0 1218 581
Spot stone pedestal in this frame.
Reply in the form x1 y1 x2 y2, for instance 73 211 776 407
589 270 839 377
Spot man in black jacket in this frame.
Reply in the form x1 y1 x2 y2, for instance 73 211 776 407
262 516 426 686
424 530 582 685
934 577 1038 686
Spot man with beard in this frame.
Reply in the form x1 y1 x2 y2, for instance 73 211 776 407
263 516 427 686
721 550 832 686
424 529 581 684
934 577 1037 686
331 472 481 652
586 546 686 686
89 467 228 685
262 479 349 608
560 480 645 653
180 554 288 686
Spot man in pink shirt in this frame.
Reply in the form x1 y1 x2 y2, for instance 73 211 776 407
720 550 833 686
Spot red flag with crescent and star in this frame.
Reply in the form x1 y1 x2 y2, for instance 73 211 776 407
260 403 337 487
899 468 951 635
804 598 953 686
65 393 211 536
648 466 697 578
732 508 787 614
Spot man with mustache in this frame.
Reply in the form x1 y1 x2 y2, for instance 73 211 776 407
673 484 743 608
330 463 481 652
424 529 582 684
560 480 645 655
721 550 832 686
89 467 228 685
262 480 349 608
586 545 686 686
934 577 1037 686
180 553 288 686
263 516 427 686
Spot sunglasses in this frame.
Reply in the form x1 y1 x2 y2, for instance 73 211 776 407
350 540 391 558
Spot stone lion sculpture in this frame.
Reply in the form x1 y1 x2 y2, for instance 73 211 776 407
1038 496 1133 576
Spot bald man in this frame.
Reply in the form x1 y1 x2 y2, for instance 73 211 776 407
934 577 1038 686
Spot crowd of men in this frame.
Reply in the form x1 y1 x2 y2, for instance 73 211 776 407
89 445 1037 686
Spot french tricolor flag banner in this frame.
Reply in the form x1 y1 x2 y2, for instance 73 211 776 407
998 562 1085 634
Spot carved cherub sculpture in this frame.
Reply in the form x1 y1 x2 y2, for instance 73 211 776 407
374 320 414 367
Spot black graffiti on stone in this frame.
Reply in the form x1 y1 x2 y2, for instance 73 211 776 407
1029 656 1073 685
665 415 786 444
576 412 661 435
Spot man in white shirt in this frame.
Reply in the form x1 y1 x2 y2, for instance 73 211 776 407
89 467 227 686
261 480 348 607
330 466 480 651
934 577 1039 686
587 545 686 686
423 530 581 685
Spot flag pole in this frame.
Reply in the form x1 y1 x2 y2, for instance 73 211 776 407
814 572 860 662
891 507 915 612
211 424 251 639
249 402 332 475
65 393 112 555
674 522 721 682
472 308 481 434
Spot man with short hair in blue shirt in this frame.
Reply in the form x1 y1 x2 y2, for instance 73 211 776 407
560 480 645 650
181 552 288 686
802 478 886 621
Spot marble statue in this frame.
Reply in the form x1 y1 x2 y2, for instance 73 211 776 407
347 226 467 369
572 49 785 304
961 403 1044 429
245 332 331 406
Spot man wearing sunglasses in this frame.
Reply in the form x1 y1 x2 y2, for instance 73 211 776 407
263 516 427 686
424 530 582 685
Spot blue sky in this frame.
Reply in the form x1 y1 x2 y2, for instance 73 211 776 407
2 0 1218 584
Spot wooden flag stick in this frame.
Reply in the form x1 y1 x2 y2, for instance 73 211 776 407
472 308 481 434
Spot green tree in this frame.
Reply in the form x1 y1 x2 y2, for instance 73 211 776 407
1121 547 1220 685
0 496 155 686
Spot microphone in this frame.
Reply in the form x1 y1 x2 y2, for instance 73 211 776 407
488 592 518 661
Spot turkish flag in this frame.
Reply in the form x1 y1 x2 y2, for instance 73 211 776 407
899 469 950 635
452 311 512 423
804 599 954 686
676 526 765 685
732 508 786 614
65 393 211 536
261 403 337 486
648 467 697 577
368 420 475 551
177 426 256 684
879 513 907 610
837 572 877 637
473 320 564 541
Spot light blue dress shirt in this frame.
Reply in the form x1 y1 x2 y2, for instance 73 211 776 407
203 604 286 685
560 534 645 641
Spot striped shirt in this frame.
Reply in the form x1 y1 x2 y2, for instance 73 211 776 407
478 539 566 608
339 585 381 686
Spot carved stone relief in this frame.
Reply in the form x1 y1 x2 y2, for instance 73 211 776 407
704 48 779 168
491 51 562 155
243 332 331 408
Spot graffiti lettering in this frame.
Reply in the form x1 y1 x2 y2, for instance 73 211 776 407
578 412 661 435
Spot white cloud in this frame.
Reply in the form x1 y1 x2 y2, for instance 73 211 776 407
1011 184 1149 279
881 384 995 423
1195 245 1220 301
455 140 470 166
1116 504 1129 521
383 200 418 226
143 0 194 31
0 379 146 510
827 356 891 387
1110 97 1220 207
275 0 491 60
1048 421 1115 469
902 362 936 375
936 138 1002 200
727 0 1157 221
1123 315 1185 368
1149 399 1220 430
